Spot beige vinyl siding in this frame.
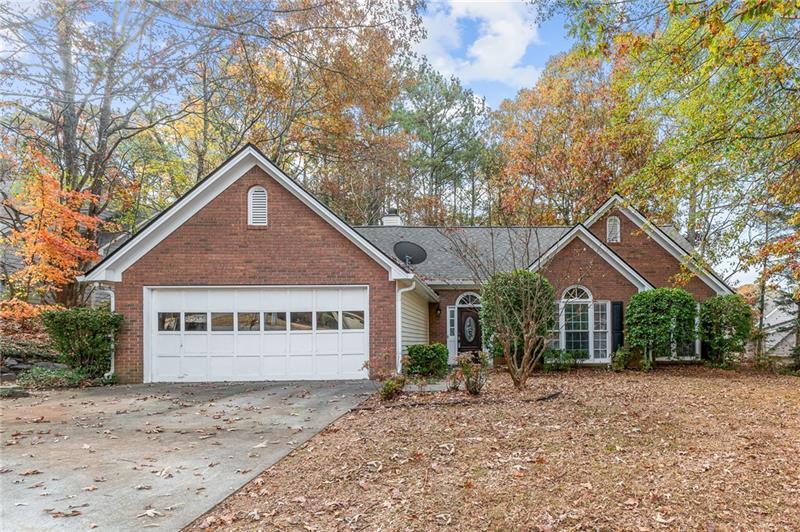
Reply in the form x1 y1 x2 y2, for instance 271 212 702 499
401 290 429 353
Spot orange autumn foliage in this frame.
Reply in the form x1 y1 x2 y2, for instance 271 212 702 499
5 147 102 303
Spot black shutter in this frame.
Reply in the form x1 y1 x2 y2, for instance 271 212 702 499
611 301 624 353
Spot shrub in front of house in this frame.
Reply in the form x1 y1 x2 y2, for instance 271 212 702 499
457 351 488 395
626 288 697 370
40 307 124 378
699 294 752 367
404 343 449 379
380 375 406 400
610 347 634 372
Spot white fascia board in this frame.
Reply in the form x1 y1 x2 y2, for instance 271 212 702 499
584 195 733 295
412 277 439 302
529 225 654 292
583 193 625 227
82 146 410 282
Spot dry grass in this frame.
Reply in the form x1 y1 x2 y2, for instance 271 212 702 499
188 367 800 531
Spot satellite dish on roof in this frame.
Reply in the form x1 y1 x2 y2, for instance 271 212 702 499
393 241 427 266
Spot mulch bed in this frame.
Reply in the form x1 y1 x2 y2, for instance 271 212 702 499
187 366 800 530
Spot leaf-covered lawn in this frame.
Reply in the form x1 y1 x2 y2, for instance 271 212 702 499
189 367 800 530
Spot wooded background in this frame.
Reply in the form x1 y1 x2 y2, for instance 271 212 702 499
0 1 797 319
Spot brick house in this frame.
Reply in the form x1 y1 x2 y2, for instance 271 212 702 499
81 145 733 383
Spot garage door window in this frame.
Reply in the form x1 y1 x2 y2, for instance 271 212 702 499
237 312 260 331
342 310 365 329
185 312 208 331
290 311 312 331
264 312 287 331
211 313 234 331
316 311 339 330
158 312 181 331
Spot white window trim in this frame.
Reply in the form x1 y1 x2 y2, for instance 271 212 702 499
248 185 268 226
553 286 611 362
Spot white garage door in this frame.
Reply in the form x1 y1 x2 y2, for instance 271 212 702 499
147 286 369 382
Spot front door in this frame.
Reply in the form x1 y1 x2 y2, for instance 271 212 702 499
458 307 481 352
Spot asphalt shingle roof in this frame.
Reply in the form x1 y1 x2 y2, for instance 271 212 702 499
355 226 571 285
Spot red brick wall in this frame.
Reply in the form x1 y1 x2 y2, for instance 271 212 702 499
587 208 717 301
540 238 640 303
114 166 396 383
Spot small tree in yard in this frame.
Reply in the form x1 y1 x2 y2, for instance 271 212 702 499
700 295 753 365
626 288 697 369
481 270 555 388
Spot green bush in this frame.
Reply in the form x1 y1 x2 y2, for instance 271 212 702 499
626 288 697 368
40 307 124 378
699 294 753 365
17 367 88 389
457 351 488 395
404 343 449 378
610 347 633 372
380 375 405 401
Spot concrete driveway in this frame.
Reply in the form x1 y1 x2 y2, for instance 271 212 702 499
0 380 374 531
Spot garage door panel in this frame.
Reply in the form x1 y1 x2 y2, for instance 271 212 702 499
157 290 183 308
315 289 339 309
182 335 208 354
234 356 261 377
149 286 369 382
154 357 180 378
262 334 287 355
181 357 208 378
235 289 261 309
262 355 286 376
183 289 208 308
316 354 339 375
287 355 313 375
289 334 313 355
341 353 368 374
154 335 181 355
209 335 235 354
342 289 367 309
237 334 261 354
208 357 233 377
316 333 339 354
288 289 314 310
342 332 366 352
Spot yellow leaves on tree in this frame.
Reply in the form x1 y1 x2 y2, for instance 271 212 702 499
6 147 102 301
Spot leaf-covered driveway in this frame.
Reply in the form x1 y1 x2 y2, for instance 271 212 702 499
189 367 800 530
0 380 372 531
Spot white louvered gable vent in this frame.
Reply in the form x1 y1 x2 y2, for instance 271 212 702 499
606 216 620 243
248 186 267 226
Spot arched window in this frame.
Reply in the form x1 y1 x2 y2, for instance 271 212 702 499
556 285 610 361
456 292 481 307
606 216 621 243
248 186 267 226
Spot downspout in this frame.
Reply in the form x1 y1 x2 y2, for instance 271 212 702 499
102 283 116 379
396 281 416 374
